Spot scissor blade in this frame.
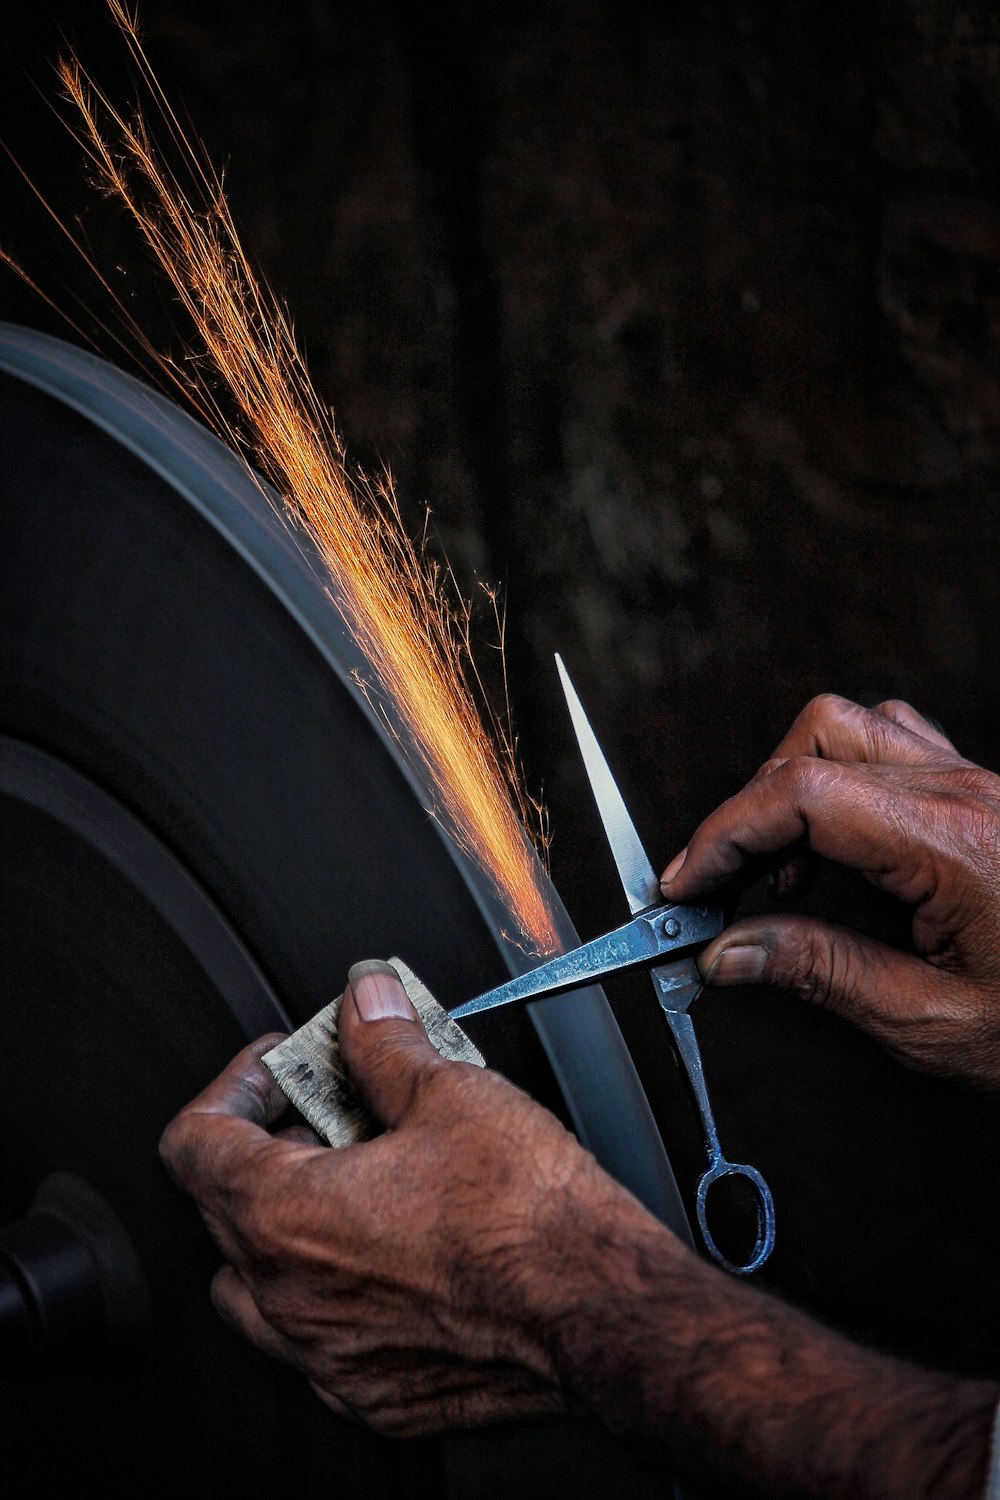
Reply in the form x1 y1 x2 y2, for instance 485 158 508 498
555 654 660 914
450 904 722 1020
649 955 703 1016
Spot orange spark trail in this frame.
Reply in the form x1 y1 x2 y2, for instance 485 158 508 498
14 1 558 954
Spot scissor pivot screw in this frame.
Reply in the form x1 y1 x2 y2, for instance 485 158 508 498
662 916 681 938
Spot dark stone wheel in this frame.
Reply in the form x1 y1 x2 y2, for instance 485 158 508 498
0 323 687 1497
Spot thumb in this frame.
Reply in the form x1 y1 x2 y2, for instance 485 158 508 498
697 914 936 1052
339 960 447 1129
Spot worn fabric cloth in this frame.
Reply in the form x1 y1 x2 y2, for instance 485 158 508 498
262 957 485 1146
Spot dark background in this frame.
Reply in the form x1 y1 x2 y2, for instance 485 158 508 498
4 0 1000 1382
7 0 1000 932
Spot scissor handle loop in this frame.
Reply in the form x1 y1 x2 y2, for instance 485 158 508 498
695 1160 776 1277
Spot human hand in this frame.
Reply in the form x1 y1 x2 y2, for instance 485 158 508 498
159 959 1000 1496
661 694 1000 1091
158 961 655 1437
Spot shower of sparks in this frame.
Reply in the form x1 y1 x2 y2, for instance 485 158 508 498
4 0 558 955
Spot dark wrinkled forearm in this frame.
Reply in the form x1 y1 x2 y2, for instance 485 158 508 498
543 1194 998 1499
162 1004 999 1479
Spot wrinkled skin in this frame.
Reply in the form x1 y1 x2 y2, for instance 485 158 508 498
159 696 1000 1496
663 693 1000 1090
159 973 654 1437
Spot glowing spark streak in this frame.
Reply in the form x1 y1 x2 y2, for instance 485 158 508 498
18 1 558 953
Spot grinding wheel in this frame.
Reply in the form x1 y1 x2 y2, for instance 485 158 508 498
0 322 689 1496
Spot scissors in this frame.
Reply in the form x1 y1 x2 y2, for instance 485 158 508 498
452 655 776 1276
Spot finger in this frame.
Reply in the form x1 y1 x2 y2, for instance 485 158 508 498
159 1034 291 1194
871 699 957 753
214 1270 365 1426
766 693 958 769
662 756 934 903
167 1033 290 1129
697 912 937 1051
659 697 961 898
337 960 449 1130
211 1264 299 1365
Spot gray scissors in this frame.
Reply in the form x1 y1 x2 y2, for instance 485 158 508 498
452 655 775 1276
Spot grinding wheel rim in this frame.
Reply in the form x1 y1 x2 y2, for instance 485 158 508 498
0 320 689 1497
0 319 689 1232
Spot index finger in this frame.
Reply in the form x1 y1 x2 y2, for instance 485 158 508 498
159 1033 291 1196
767 693 958 769
662 756 936 905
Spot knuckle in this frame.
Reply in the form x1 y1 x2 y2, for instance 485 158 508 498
872 696 917 723
776 754 824 797
366 1028 440 1083
939 774 1000 857
158 1115 197 1181
781 926 862 1014
797 692 856 733
382 1046 463 1123
961 790 1000 838
812 690 854 718
950 764 1000 805
237 1198 294 1275
157 1116 182 1166
414 1057 509 1128
754 755 787 781
874 699 955 751
785 930 836 1007
799 693 914 764
957 805 1000 882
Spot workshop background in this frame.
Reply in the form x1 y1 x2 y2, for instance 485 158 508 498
4 0 1000 1387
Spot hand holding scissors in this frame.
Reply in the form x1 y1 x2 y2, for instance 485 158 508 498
452 656 776 1276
